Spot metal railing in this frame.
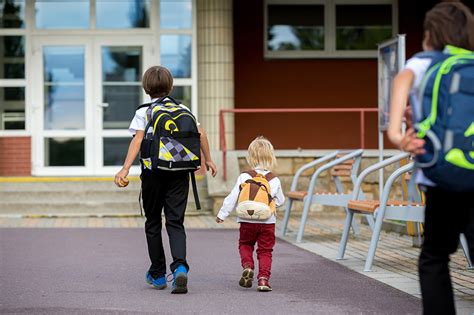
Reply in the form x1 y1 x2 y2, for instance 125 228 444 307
219 108 379 181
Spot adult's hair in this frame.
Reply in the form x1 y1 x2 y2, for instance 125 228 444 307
424 1 474 51
142 66 173 98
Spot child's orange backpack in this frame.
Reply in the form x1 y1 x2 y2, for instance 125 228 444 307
236 171 276 221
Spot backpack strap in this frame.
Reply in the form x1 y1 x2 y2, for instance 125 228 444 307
264 172 275 182
136 103 152 110
413 51 448 68
190 171 201 210
136 95 181 111
244 170 258 177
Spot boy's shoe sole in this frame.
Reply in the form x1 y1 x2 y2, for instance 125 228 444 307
257 285 272 292
239 268 254 288
171 272 188 294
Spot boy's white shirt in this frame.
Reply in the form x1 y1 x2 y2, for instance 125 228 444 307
129 97 197 135
217 168 285 224
404 56 436 187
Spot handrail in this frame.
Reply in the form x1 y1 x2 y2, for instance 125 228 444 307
219 107 378 181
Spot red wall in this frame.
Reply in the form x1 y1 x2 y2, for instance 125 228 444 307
232 0 472 150
0 137 31 176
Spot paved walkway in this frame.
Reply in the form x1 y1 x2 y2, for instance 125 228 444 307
1 211 473 314
1 228 420 314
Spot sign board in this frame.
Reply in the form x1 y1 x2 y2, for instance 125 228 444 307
378 35 406 131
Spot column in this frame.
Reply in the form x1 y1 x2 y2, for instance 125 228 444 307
197 0 235 150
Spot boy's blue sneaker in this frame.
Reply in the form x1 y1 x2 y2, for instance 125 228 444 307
146 272 167 290
171 265 188 294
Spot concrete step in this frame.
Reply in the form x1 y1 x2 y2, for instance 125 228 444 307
0 200 213 216
0 187 209 203
0 177 212 216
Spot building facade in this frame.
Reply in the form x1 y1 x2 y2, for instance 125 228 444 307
0 0 471 176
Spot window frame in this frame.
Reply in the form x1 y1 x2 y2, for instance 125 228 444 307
264 0 398 59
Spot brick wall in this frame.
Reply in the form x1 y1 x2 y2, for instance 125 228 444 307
0 137 31 176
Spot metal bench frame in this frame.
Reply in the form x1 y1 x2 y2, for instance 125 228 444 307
336 152 473 271
280 149 375 242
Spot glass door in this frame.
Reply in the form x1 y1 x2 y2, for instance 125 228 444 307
32 37 93 175
32 36 153 176
93 37 153 175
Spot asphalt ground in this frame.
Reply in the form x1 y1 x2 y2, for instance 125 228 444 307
0 228 421 314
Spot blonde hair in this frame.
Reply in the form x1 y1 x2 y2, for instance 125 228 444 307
246 136 277 171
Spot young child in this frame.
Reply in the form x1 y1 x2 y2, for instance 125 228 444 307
216 136 285 292
114 65 217 294
387 3 474 314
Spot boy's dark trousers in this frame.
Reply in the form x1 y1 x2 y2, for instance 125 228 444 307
141 169 190 278
419 186 474 315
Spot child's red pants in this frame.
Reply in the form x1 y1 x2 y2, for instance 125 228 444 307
238 222 276 279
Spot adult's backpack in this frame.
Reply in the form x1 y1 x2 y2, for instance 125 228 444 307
414 45 474 191
236 171 276 221
138 96 202 208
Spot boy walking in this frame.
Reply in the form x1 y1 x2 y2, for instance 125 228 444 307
114 66 217 294
388 3 474 314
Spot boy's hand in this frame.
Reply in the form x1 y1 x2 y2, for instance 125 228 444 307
216 217 224 223
399 128 426 155
114 167 129 188
206 160 218 177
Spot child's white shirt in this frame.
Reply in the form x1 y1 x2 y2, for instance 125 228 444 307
404 56 436 187
217 169 285 224
128 97 197 135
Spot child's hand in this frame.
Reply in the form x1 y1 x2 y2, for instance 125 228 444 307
206 160 218 177
216 217 224 223
114 168 129 188
399 128 426 155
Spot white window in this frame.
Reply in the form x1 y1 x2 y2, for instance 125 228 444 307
264 0 398 59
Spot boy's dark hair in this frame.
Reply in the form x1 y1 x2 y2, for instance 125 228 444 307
424 1 474 51
142 66 173 98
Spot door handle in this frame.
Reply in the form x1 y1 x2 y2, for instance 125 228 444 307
98 103 109 108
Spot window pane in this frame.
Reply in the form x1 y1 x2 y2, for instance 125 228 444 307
171 86 191 108
44 137 85 166
43 46 85 130
0 36 24 79
336 5 392 50
160 35 191 78
0 87 25 130
97 0 150 29
103 85 141 129
36 0 89 29
103 137 138 166
160 0 192 29
267 5 324 51
102 46 142 129
0 0 25 28
102 46 142 82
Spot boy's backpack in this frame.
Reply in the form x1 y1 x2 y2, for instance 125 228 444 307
236 171 276 221
138 96 202 208
414 45 474 191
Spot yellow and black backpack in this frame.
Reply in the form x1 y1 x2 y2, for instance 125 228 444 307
138 96 201 208
236 170 276 221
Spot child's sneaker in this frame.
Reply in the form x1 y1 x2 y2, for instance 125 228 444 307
257 277 272 292
239 267 254 288
146 272 167 290
171 265 188 294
